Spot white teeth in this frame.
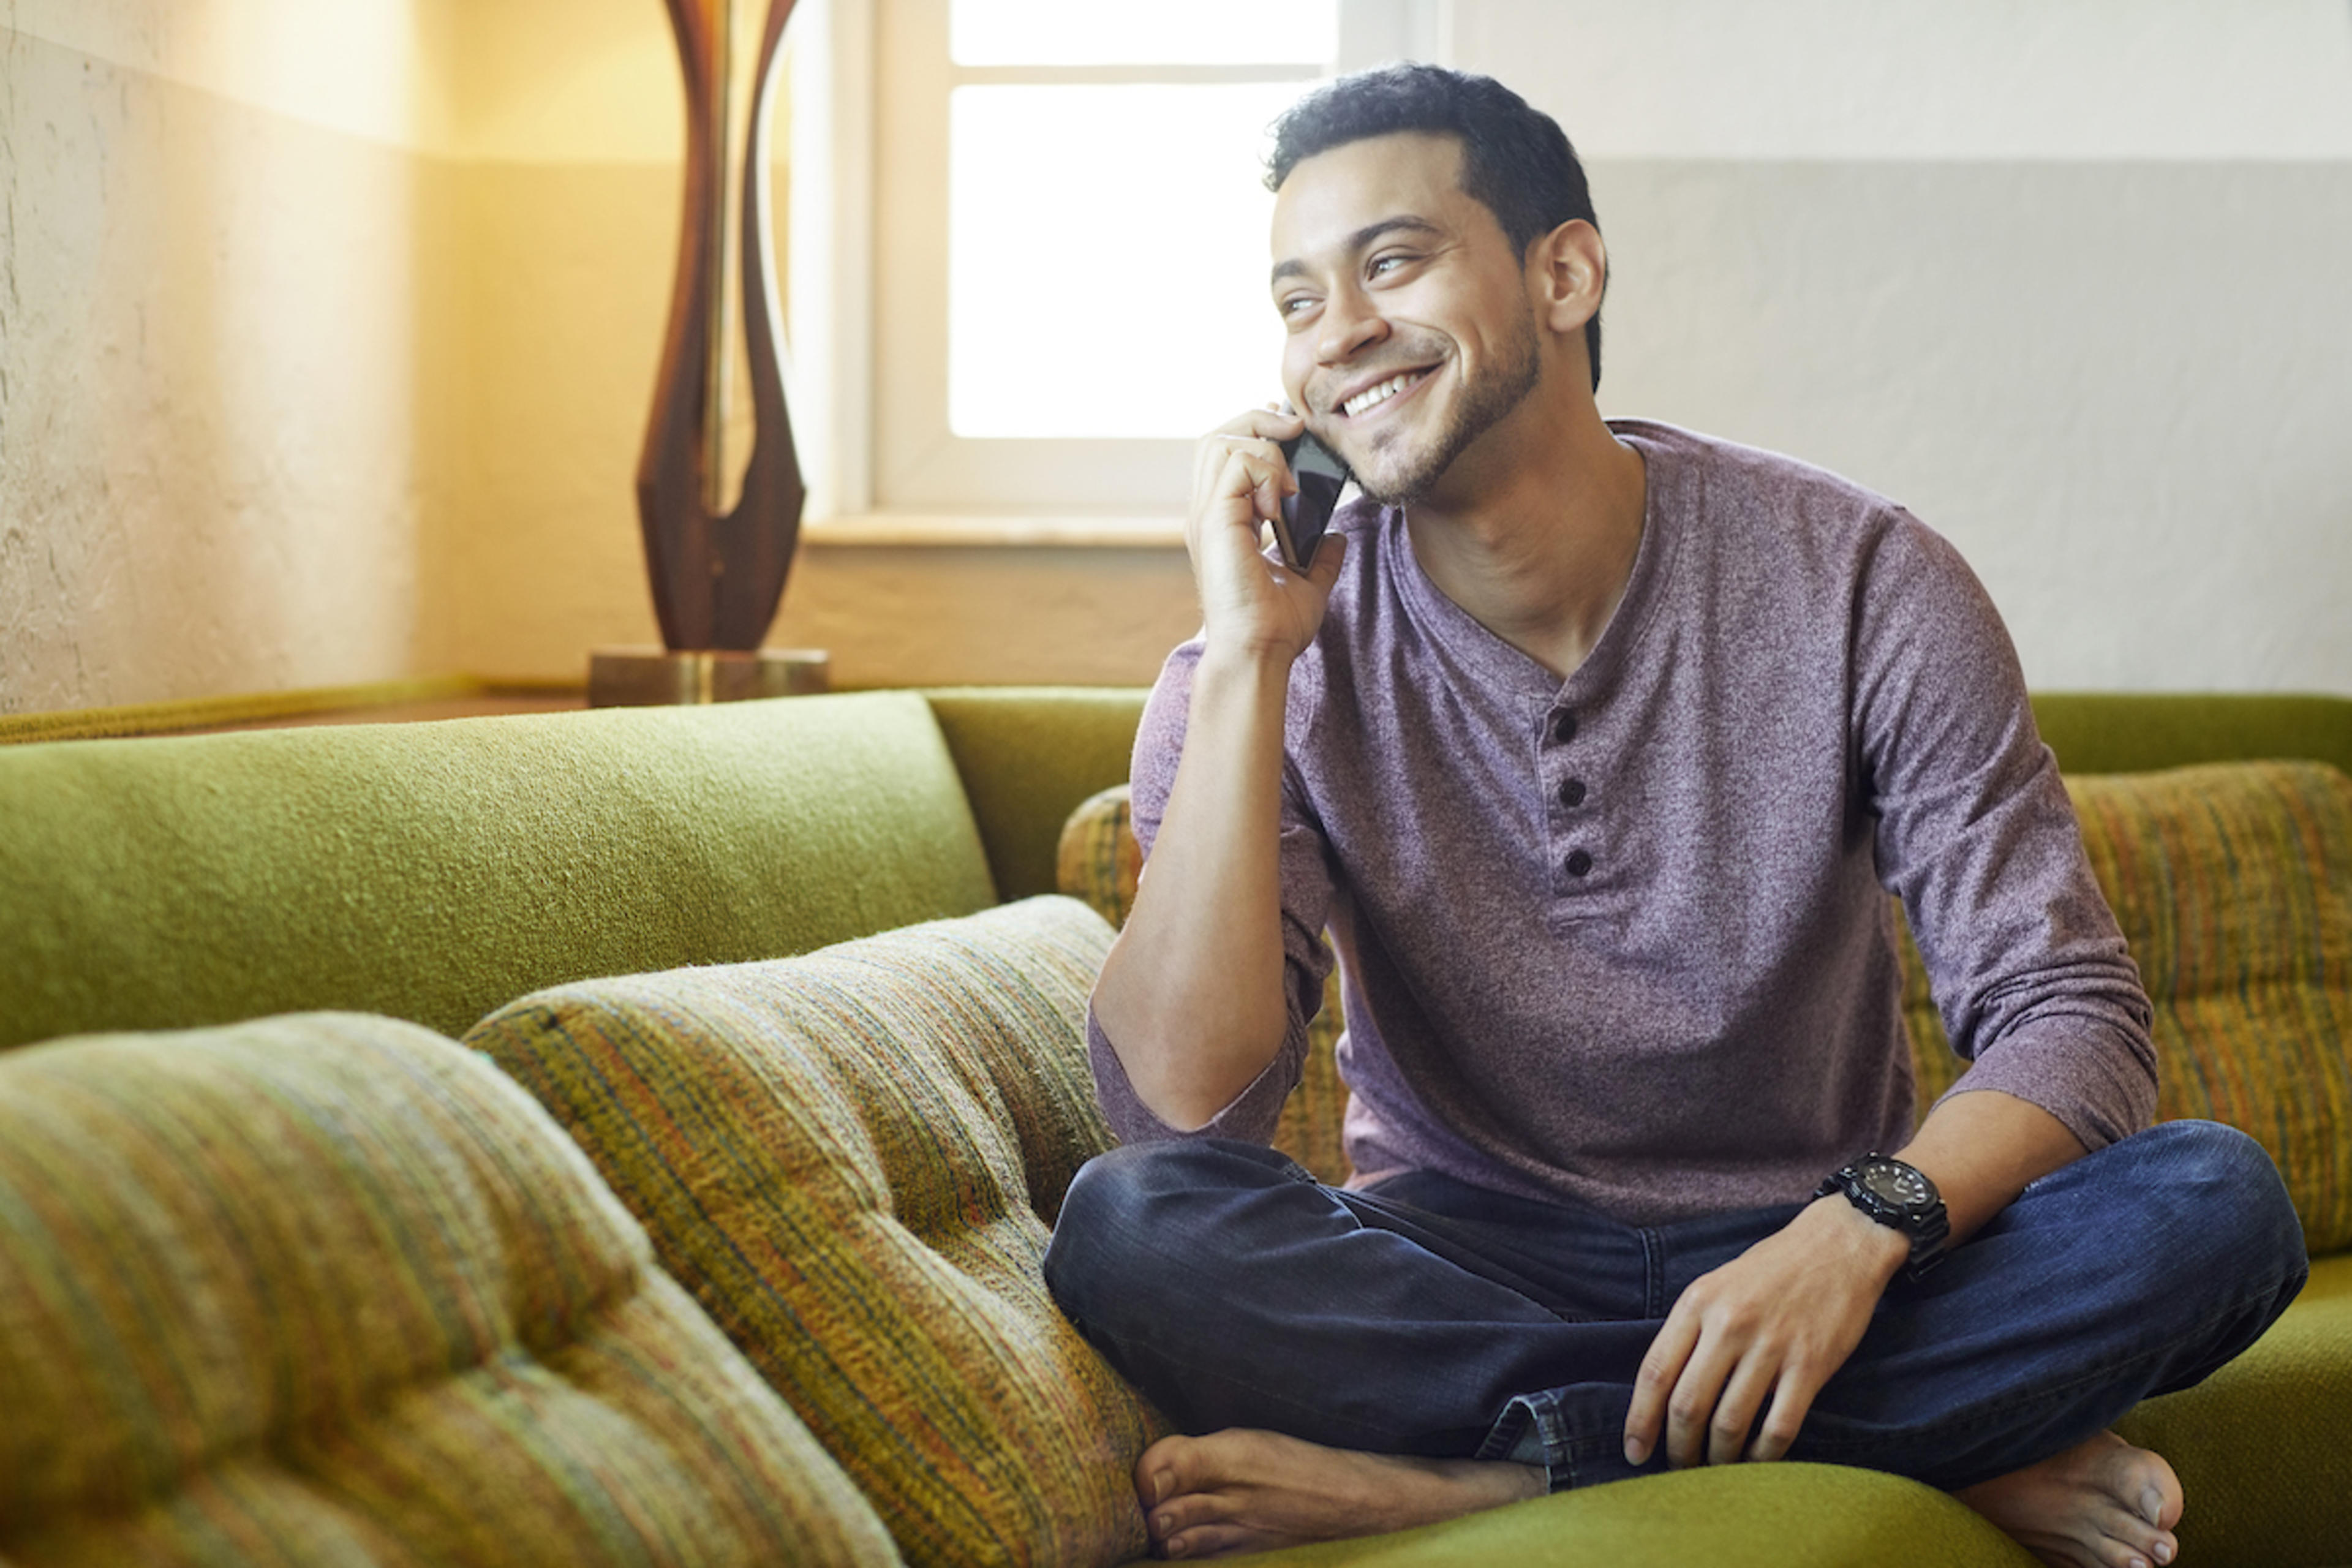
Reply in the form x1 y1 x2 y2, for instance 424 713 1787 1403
1343 371 1424 418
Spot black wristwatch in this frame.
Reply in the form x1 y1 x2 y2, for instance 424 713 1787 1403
1815 1153 1951 1281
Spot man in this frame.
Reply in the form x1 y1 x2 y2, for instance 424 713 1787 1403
1041 64 2305 1568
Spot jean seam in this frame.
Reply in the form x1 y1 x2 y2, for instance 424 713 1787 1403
1481 1392 1586 1493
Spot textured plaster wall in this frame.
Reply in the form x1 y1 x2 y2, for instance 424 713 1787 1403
0 7 442 713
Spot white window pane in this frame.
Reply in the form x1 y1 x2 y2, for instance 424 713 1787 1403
951 0 1336 66
950 84 1307 439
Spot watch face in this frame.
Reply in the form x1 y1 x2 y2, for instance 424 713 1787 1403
1860 1160 1934 1209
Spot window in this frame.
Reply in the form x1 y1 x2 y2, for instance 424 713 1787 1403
789 0 1446 522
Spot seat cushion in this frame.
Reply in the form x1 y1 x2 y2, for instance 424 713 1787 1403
1231 1461 2033 1567
0 691 998 1052
2114 1251 2352 1568
0 1013 897 1566
467 896 1164 1568
1904 761 2352 1250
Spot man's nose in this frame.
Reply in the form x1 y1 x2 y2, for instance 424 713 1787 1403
1316 285 1387 364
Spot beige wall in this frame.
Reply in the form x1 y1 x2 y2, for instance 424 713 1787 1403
393 0 2352 696
1463 0 2352 693
1 6 442 713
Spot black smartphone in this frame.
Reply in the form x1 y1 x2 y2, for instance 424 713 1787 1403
1275 431 1352 570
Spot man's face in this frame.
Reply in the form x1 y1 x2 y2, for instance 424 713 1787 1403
1270 132 1542 507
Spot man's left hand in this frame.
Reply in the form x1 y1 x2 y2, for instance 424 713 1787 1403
1622 1196 1910 1469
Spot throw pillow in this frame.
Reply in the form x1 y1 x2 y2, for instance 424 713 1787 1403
0 1013 899 1566
467 896 1165 1568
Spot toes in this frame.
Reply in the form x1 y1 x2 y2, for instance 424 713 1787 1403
1161 1523 1275 1559
2082 1504 2177 1568
1136 1434 1202 1509
2095 1436 2184 1532
1150 1492 1238 1542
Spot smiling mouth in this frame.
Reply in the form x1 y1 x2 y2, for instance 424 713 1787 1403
1340 368 1433 418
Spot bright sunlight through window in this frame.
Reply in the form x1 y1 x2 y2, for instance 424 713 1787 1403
945 1 1337 440
948 83 1310 439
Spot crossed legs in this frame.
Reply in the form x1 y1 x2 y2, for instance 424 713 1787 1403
1042 1123 2305 1563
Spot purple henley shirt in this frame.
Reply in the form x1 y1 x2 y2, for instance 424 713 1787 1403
1089 420 2156 1224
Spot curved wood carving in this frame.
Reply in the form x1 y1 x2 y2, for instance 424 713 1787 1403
638 0 805 651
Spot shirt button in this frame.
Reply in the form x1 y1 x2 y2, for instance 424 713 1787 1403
1565 849 1593 878
1551 710 1578 744
1558 777 1587 808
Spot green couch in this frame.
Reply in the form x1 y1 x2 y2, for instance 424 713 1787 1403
0 688 2343 1567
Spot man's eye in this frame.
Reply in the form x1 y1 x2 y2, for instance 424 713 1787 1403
1369 254 1413 278
1279 296 1317 317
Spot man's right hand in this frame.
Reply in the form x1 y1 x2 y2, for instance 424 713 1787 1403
1189 408 1349 663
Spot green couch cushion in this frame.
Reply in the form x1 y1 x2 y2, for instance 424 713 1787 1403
466 897 1164 1568
0 1012 899 1566
2114 1250 2352 1568
1904 761 2352 1251
0 692 997 1052
1235 1462 2031 1567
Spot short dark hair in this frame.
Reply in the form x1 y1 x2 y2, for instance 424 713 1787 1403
1266 64 1604 391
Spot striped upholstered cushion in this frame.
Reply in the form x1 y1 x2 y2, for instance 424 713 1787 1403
0 1013 898 1566
467 897 1164 1568
1901 761 2352 1251
1057 785 1354 1185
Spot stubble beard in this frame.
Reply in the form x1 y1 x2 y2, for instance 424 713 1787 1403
1350 311 1544 508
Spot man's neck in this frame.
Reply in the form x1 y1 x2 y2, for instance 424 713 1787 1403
1403 408 1648 682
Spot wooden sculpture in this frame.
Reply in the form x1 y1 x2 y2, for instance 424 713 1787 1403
637 0 804 651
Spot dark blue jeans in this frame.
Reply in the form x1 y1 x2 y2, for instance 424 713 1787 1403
1042 1121 2307 1493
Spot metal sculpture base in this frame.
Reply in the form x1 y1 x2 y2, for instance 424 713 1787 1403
587 647 829 707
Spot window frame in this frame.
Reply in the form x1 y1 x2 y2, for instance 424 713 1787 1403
787 0 1449 529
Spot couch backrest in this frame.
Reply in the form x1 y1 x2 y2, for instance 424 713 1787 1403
922 686 1150 902
2032 692 2352 777
0 692 997 1052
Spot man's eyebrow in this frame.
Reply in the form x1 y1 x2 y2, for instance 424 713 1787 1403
1270 216 1444 288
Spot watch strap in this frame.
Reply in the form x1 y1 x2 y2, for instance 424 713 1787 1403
1815 1153 1950 1280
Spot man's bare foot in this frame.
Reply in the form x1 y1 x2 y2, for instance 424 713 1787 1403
1955 1431 2185 1568
1131 1428 1545 1559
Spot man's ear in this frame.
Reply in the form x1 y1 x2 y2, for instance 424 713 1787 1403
1531 219 1605 336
